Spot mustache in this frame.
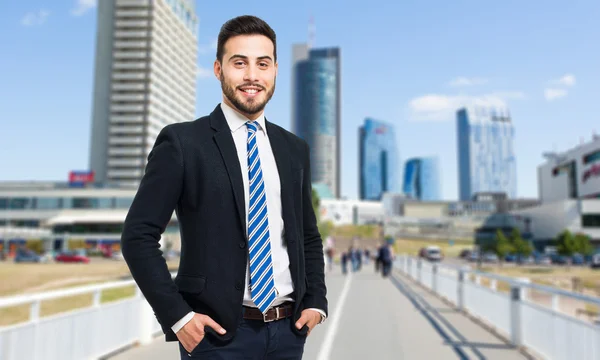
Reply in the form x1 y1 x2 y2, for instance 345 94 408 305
236 83 266 90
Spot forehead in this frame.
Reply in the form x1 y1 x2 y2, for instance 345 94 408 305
223 34 275 59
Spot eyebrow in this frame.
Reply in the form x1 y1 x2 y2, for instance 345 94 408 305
229 54 273 62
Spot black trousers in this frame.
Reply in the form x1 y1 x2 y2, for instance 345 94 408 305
179 316 307 359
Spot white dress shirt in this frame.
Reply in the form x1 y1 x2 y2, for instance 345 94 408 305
171 102 325 333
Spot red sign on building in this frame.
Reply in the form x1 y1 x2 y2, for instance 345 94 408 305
69 171 95 185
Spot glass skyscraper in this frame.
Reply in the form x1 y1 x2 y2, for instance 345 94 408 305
457 107 517 201
291 44 340 199
359 118 400 201
403 157 441 201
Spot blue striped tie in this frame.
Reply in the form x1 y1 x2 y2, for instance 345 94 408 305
246 121 276 314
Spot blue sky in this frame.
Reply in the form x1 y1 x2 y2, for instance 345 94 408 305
1 0 598 201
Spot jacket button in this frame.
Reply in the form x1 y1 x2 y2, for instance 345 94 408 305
235 281 242 290
239 242 246 249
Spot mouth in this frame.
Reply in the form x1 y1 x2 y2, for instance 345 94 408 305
238 86 263 98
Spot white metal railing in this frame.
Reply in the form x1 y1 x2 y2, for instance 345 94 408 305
0 274 176 360
394 256 600 360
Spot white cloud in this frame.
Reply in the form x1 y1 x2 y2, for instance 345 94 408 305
544 88 568 101
448 77 488 87
71 0 97 17
197 66 212 78
408 91 525 121
544 74 575 101
21 10 50 26
549 74 576 87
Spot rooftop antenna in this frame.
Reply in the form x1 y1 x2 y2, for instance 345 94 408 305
308 14 315 49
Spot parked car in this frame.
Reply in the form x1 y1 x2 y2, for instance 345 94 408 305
591 254 600 269
14 248 45 263
111 251 124 261
55 250 90 263
534 254 552 266
483 252 499 263
423 246 443 262
459 249 472 259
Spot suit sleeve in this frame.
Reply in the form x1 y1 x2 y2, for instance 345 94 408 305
121 125 192 330
300 140 328 316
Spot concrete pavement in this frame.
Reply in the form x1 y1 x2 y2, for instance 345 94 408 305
108 264 532 359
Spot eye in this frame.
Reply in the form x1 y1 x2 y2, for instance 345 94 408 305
259 62 268 67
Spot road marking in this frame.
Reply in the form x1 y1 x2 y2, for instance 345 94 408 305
316 273 353 360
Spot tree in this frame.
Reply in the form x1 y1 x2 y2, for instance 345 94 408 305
312 188 320 225
510 227 533 264
574 233 594 256
556 229 577 270
494 229 512 266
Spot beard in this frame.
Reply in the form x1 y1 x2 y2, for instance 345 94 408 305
220 72 276 117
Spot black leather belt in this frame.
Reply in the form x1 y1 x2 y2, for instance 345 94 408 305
242 302 293 322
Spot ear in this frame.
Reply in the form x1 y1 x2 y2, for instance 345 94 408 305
214 59 222 80
274 61 278 77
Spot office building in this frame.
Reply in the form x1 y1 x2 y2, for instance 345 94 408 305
457 107 517 201
359 118 400 201
538 135 600 202
291 44 341 198
89 0 198 187
403 157 441 201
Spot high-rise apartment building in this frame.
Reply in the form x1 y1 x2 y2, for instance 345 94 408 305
89 0 198 187
403 157 441 201
457 107 517 201
291 44 341 199
359 118 400 201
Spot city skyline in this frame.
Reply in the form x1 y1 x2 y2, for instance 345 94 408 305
1 1 598 201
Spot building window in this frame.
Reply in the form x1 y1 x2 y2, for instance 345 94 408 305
36 198 62 209
116 197 134 208
4 198 35 210
64 198 114 209
582 214 600 228
583 150 600 164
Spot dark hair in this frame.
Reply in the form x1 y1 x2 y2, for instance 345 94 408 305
216 15 277 63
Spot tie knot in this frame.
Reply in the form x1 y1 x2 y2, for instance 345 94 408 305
246 121 259 133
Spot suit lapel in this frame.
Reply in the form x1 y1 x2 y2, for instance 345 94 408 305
210 105 246 236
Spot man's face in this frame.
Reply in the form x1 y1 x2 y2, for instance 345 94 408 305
214 34 277 120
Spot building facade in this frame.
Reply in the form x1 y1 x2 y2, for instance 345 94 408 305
89 0 198 187
403 157 441 201
0 182 179 256
510 199 600 249
538 135 600 202
359 118 400 201
291 44 341 198
457 107 517 201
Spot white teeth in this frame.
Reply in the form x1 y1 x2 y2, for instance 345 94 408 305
242 89 258 94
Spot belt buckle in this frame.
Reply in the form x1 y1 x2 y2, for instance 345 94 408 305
263 307 279 322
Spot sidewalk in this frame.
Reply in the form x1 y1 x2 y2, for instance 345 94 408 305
107 265 533 359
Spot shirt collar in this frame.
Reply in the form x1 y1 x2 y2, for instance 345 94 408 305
220 101 267 134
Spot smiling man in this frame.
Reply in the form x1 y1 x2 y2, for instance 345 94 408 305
121 15 328 359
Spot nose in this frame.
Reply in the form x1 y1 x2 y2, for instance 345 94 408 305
243 64 259 82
